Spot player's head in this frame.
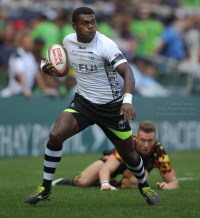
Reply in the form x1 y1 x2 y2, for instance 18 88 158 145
136 121 156 157
72 7 96 43
17 30 33 52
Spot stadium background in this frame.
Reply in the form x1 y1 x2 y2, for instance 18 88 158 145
0 0 200 157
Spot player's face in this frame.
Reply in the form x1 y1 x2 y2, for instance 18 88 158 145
73 14 96 43
21 35 33 52
136 131 156 157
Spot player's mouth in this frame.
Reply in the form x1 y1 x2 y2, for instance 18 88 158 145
86 31 95 35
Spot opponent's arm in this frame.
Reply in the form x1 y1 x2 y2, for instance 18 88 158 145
116 62 136 122
99 155 120 190
156 169 179 190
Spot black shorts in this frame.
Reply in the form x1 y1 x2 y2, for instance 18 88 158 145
64 93 132 141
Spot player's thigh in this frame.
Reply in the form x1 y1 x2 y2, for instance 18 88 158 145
50 111 92 143
79 160 104 186
99 125 137 165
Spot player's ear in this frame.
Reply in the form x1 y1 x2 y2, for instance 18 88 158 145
72 23 76 31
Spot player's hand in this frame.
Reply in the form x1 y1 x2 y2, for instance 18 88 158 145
41 57 56 76
120 103 136 122
100 185 118 191
156 182 170 190
23 89 32 98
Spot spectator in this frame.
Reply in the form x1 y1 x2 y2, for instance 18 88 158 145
154 15 197 60
130 5 164 57
0 31 48 98
130 57 170 96
31 8 61 57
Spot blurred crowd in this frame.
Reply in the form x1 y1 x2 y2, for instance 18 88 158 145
0 0 200 98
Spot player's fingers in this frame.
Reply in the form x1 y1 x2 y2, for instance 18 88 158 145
162 184 170 190
120 108 124 115
123 111 127 122
159 183 166 189
128 110 133 122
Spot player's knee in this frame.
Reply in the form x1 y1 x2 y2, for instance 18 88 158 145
49 130 63 145
74 174 88 187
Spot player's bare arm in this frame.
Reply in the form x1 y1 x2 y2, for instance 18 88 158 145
99 155 120 191
156 170 179 190
116 62 136 122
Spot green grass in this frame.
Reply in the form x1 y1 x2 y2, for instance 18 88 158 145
0 151 200 218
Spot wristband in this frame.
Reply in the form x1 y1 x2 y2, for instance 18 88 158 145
122 93 132 104
101 181 110 188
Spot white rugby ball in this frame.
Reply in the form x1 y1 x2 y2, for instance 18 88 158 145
46 44 68 77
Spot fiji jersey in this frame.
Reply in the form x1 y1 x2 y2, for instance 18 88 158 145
63 31 127 104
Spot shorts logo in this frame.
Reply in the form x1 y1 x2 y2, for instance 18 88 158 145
71 103 74 107
118 119 126 130
53 48 63 65
88 52 95 60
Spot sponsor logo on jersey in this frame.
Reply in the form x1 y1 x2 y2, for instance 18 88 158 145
53 48 63 65
114 52 121 57
72 63 97 72
79 46 86 49
88 52 95 60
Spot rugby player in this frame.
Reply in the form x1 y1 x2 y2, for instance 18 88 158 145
24 7 160 206
52 121 179 191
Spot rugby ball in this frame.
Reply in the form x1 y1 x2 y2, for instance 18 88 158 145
46 44 68 77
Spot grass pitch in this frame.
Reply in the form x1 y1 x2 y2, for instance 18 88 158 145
0 151 200 218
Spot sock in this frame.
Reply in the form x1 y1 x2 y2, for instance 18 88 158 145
126 154 149 191
42 143 62 192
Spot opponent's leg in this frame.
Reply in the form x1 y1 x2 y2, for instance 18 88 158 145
24 111 92 205
73 160 104 187
52 160 104 187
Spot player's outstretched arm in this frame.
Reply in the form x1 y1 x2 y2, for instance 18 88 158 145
99 155 120 191
116 62 136 122
156 170 179 190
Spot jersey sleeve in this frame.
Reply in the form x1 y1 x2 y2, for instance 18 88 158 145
153 143 172 175
112 150 124 163
102 37 127 69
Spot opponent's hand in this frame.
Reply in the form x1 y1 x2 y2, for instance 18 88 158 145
23 89 32 98
156 182 170 190
41 57 56 76
100 185 118 191
120 103 136 122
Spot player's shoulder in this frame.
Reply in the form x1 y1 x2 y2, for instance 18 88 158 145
155 141 165 150
63 33 76 45
96 31 117 47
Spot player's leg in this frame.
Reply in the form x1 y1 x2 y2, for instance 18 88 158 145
100 126 160 205
24 110 93 205
52 160 104 187
73 160 104 187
